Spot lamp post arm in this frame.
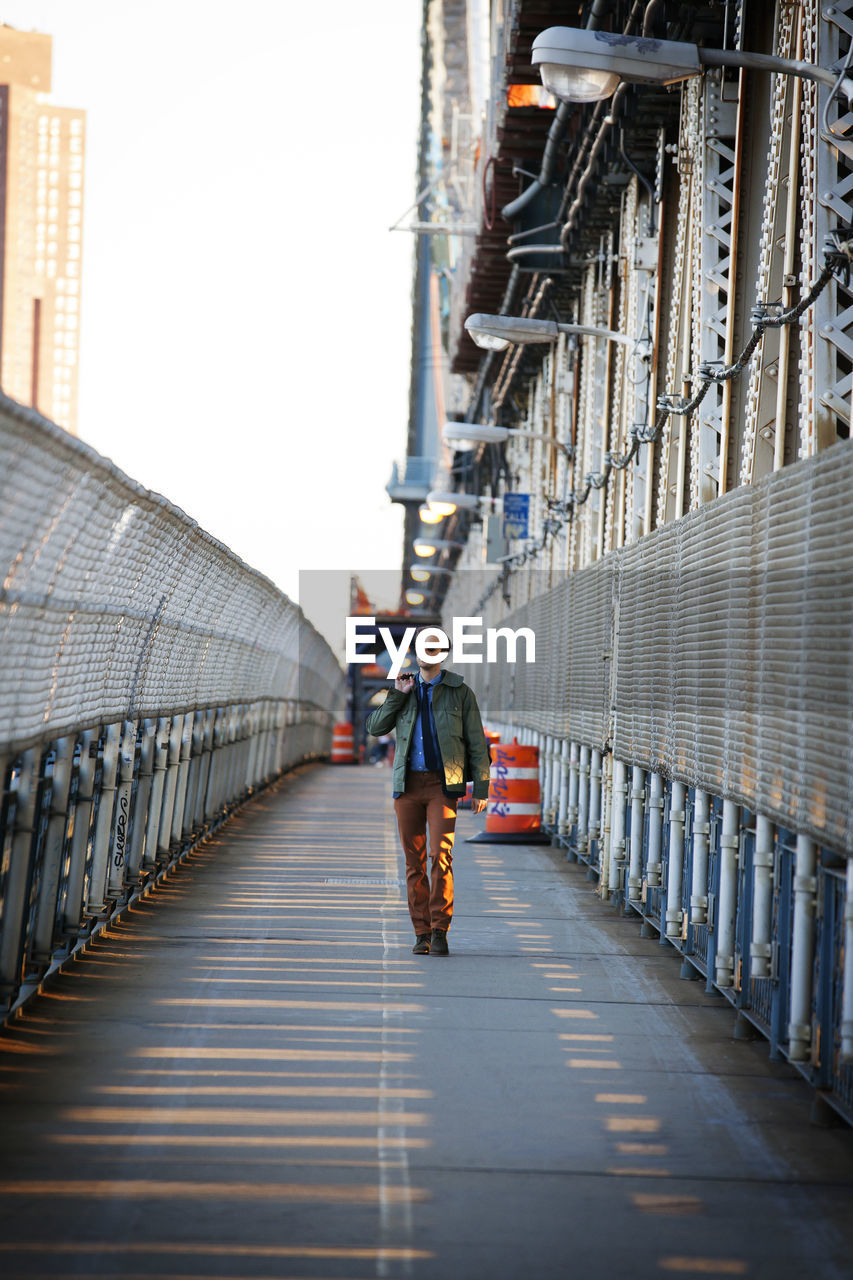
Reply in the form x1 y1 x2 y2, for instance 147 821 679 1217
555 321 636 347
516 429 573 458
698 47 853 100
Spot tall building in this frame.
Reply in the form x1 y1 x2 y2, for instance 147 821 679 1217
0 26 84 435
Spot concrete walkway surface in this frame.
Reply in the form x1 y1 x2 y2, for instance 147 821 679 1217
1 762 852 1280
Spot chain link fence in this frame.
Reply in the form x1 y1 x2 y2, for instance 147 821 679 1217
0 395 344 1013
458 438 853 856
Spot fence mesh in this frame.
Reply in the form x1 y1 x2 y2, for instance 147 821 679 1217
459 441 853 854
0 396 344 753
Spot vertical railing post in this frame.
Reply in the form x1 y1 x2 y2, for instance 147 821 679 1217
30 736 75 968
193 709 215 830
221 705 239 810
646 771 664 888
87 723 122 916
589 748 602 858
598 752 612 895
235 704 250 801
557 739 570 845
750 814 774 978
565 741 579 843
545 735 557 825
690 790 710 924
127 719 155 882
144 717 171 870
576 745 590 855
539 734 550 821
244 702 261 793
841 859 853 1063
170 711 194 847
627 765 646 904
250 702 261 782
61 730 96 937
182 710 206 838
271 701 283 777
157 715 183 857
607 758 628 899
0 749 40 1008
278 700 289 773
204 707 226 822
788 835 817 1061
549 736 561 829
665 782 687 938
107 720 138 899
264 701 279 782
714 800 741 988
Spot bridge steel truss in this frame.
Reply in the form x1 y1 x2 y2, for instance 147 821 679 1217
0 399 344 1016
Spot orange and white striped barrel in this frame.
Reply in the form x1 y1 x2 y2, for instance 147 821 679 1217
460 730 501 807
331 722 354 764
485 739 541 834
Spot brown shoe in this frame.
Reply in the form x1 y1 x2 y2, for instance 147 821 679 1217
412 933 431 954
430 928 449 956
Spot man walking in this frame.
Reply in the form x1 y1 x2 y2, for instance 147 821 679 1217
366 627 491 956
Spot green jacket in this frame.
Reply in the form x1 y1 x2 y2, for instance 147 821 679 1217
365 669 491 800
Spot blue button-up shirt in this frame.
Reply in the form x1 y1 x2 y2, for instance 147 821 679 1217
409 670 443 770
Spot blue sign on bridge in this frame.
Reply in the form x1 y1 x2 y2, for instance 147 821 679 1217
502 492 530 540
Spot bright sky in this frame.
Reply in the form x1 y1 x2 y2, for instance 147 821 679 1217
1 1 421 642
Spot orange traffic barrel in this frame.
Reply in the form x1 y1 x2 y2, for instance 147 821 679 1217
461 730 501 807
467 738 549 844
331 722 355 764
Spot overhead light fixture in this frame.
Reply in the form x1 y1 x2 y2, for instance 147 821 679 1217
419 504 446 525
443 421 572 459
423 496 460 517
409 565 453 580
530 26 853 104
426 489 492 515
465 312 641 350
412 538 464 558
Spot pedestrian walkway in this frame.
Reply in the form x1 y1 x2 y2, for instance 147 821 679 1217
1 763 852 1280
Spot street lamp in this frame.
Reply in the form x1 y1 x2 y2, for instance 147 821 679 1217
465 312 641 350
426 488 502 515
418 504 446 525
409 565 453 581
443 421 573 459
530 27 853 104
423 495 459 517
413 538 465 558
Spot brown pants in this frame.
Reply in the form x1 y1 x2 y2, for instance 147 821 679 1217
394 770 458 934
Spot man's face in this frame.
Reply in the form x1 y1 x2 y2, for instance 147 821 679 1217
414 627 449 670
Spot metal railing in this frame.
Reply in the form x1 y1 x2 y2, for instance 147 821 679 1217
0 395 344 1015
455 438 853 1121
524 740 853 1124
